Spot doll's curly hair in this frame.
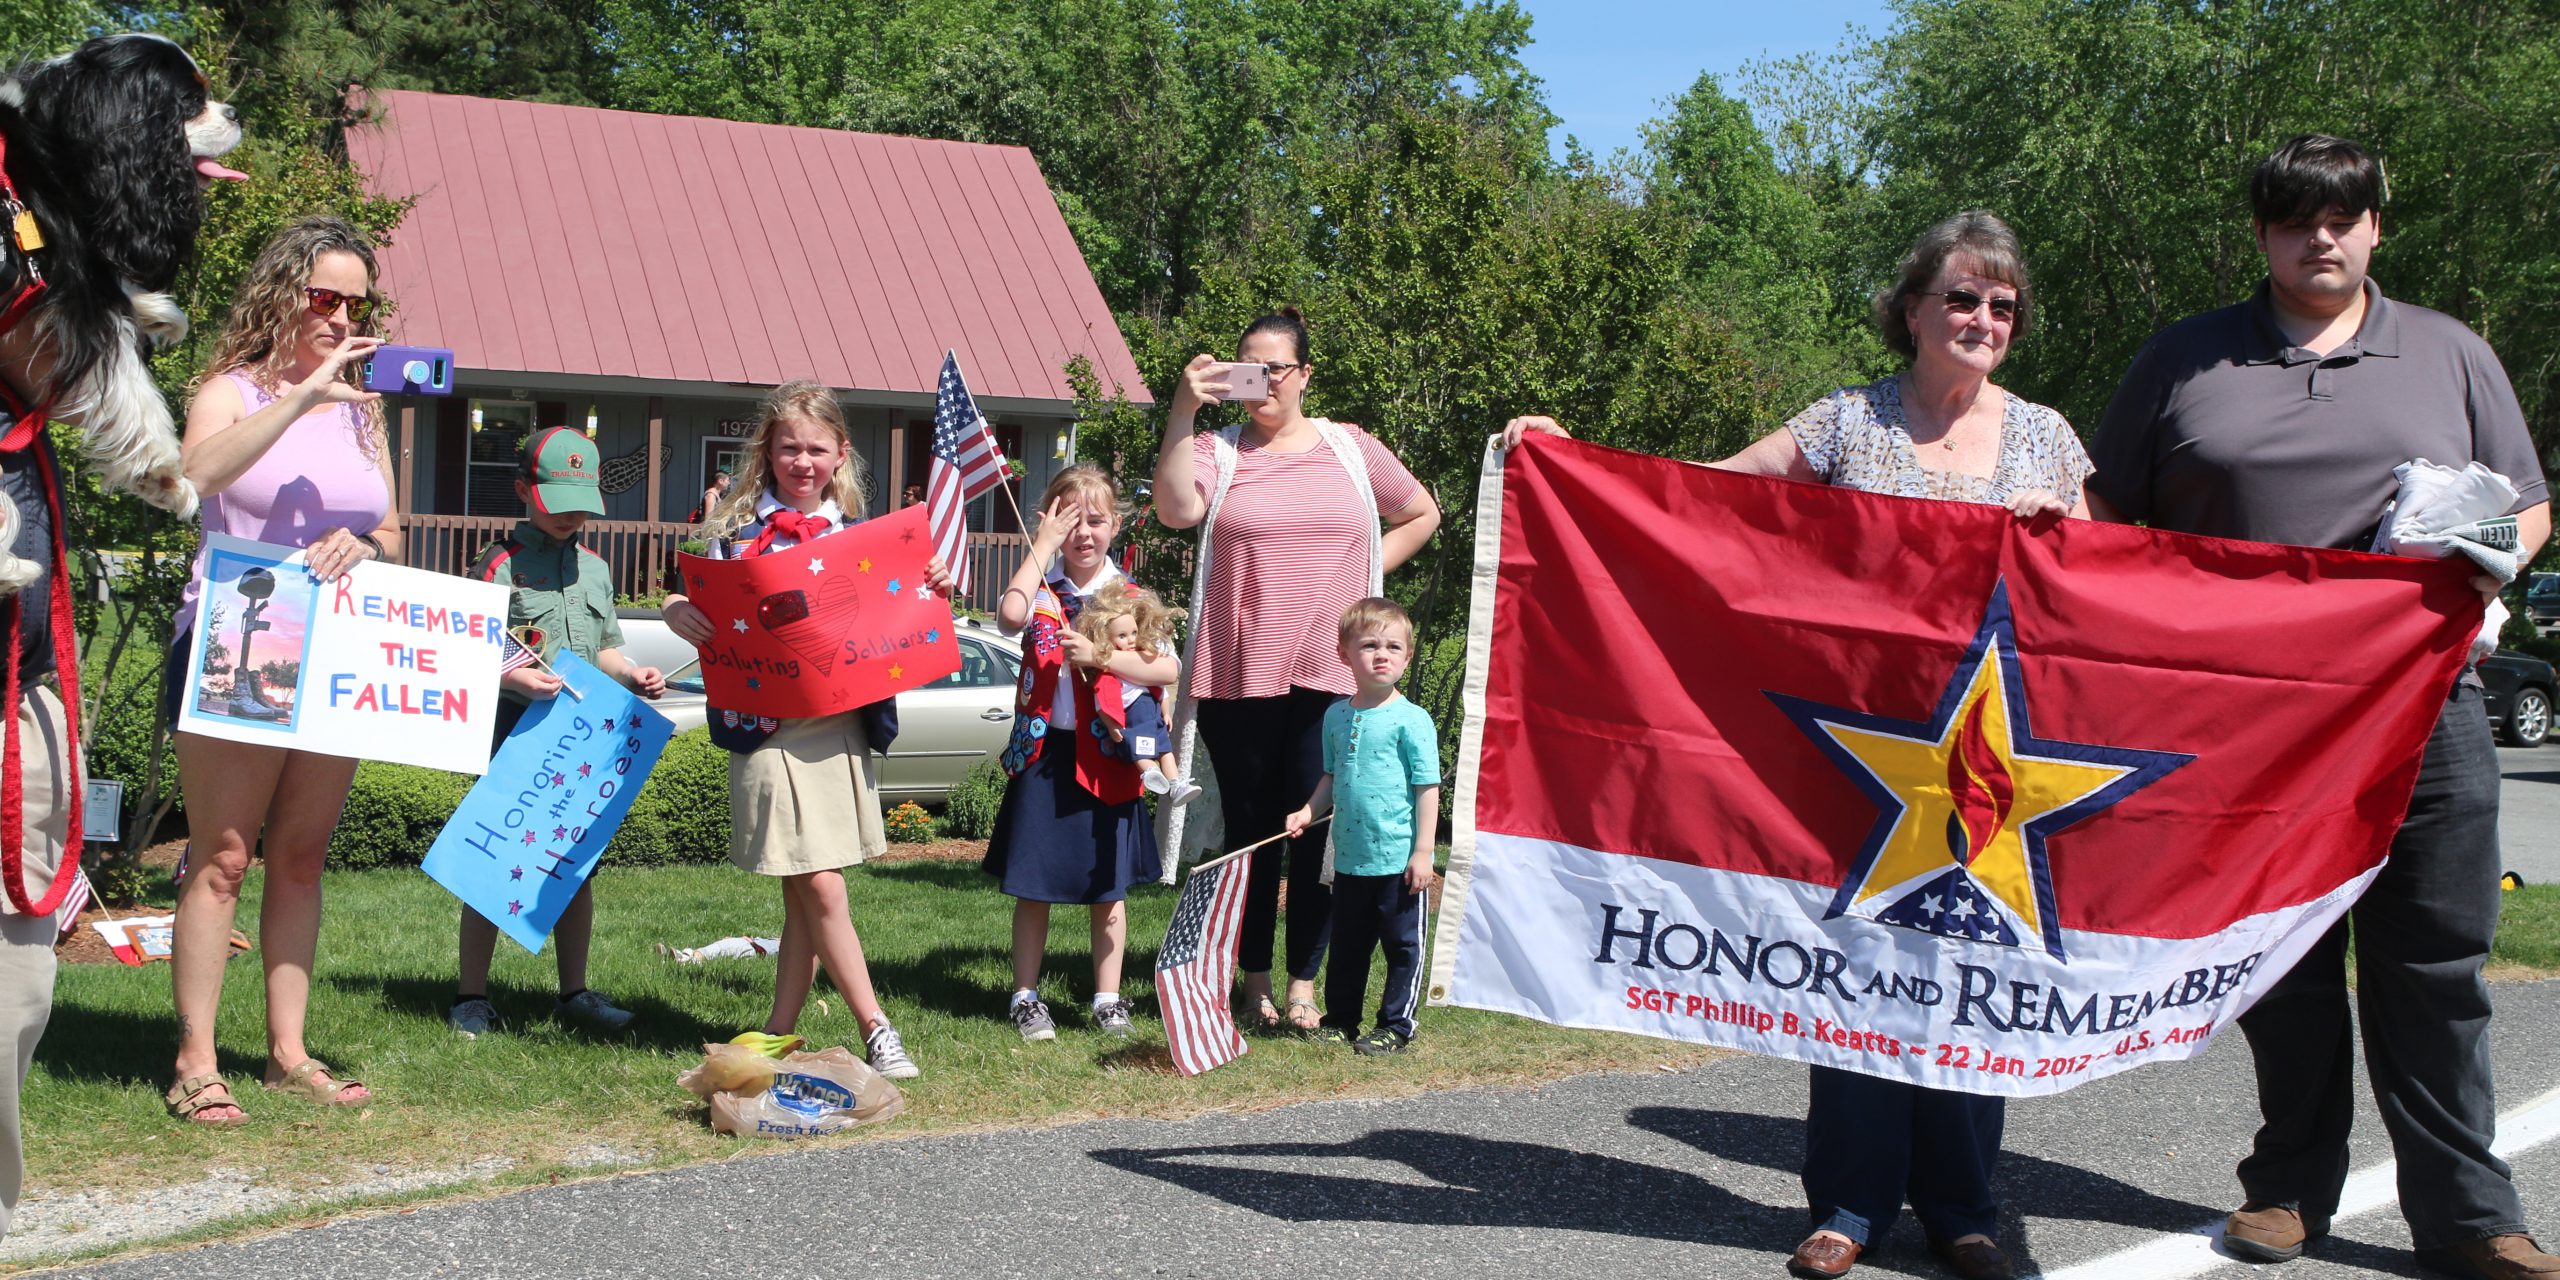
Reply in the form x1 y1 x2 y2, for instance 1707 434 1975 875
1074 581 1185 654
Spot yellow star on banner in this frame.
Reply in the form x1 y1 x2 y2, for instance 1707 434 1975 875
1768 581 2192 958
1815 648 2132 945
858 557 873 573
887 664 903 680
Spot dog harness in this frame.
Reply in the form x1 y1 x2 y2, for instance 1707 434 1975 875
0 130 86 916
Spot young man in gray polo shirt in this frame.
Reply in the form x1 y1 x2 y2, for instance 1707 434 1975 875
2090 134 2555 1280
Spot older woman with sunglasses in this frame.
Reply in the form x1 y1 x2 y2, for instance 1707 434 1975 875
1153 307 1441 1035
1505 211 2085 1280
156 216 398 1126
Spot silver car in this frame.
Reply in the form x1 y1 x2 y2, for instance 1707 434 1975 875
616 610 1023 805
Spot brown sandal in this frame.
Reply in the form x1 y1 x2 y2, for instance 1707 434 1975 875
165 1074 248 1125
264 1058 369 1106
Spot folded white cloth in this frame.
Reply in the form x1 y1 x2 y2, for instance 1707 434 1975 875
2372 459 2521 661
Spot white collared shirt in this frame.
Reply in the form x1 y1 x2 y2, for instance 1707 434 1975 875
707 490 850 559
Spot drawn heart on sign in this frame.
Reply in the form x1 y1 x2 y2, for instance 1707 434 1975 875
756 578 862 675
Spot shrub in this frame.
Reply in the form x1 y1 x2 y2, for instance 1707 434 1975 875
328 763 472 869
884 801 935 844
82 638 174 827
603 728 732 867
944 759 1007 840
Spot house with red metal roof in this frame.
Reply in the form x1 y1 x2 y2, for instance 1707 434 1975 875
344 88 1149 601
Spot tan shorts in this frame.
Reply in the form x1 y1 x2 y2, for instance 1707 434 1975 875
727 712 887 877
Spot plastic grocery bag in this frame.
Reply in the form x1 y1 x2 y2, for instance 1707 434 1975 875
678 1043 903 1139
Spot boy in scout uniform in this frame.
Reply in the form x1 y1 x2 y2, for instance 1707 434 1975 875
448 427 667 1038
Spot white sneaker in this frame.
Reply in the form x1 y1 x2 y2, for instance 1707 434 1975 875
449 996 498 1039
1141 764 1173 795
865 1022 920 1079
1167 778 1202 808
558 989 636 1031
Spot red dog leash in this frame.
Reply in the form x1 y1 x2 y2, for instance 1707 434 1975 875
0 128 88 917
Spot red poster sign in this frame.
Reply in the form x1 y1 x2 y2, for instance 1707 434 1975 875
676 506 962 718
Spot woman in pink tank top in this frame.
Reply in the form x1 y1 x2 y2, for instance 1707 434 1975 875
158 217 399 1126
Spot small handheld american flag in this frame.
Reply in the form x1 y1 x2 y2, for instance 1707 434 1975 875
928 351 1009 596
499 625 544 674
1157 853 1253 1076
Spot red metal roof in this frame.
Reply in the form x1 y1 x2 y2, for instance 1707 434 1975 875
346 89 1150 404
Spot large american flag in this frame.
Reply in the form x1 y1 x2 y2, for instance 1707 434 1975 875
1157 854 1252 1076
928 351 1009 595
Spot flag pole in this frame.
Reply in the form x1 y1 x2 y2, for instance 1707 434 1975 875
948 349 1035 550
1190 816 1330 875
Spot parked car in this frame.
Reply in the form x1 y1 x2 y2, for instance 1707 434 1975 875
2528 574 2560 627
616 609 1024 803
2480 649 2556 748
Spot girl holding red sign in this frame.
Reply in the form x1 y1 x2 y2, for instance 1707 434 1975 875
663 380 951 1080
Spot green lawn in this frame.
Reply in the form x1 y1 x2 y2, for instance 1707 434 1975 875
2493 883 2560 972
30 854 1719 1213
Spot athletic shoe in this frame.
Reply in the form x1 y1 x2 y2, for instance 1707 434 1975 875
1351 1026 1410 1056
448 996 499 1039
1166 779 1202 808
556 989 636 1031
1011 996 1057 1042
865 1022 921 1079
1141 764 1173 794
1093 997 1135 1038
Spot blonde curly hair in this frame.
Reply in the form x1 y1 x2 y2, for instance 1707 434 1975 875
198 215 386 448
1075 581 1184 655
703 380 869 539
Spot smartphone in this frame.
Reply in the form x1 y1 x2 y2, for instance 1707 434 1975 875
358 345 457 396
1207 361 1271 403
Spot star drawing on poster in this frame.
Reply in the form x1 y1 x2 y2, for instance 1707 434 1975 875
509 866 524 881
859 557 873 573
731 617 748 633
886 577 903 595
808 558 825 574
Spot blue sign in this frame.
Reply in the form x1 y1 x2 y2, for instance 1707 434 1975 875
421 651 676 953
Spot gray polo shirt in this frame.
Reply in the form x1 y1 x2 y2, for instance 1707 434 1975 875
2089 279 2546 550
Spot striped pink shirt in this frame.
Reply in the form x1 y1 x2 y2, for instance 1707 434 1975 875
1184 423 1422 700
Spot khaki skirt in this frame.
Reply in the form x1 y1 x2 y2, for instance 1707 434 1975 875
728 712 888 876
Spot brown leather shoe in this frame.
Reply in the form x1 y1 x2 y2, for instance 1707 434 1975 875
1789 1232 1862 1279
1932 1238 2017 1280
2419 1234 2560 1279
2226 1201 2329 1263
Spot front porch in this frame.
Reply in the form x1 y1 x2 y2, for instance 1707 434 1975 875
398 513 1033 615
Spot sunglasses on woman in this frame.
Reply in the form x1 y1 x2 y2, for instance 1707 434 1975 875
1929 289 2020 323
303 286 378 325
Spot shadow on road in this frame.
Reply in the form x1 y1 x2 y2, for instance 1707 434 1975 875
1092 1126 1800 1248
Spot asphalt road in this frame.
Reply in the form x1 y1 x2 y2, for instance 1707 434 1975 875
36 980 2560 1280
2501 744 2560 886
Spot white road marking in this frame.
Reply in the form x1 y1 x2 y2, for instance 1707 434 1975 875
2029 1086 2560 1280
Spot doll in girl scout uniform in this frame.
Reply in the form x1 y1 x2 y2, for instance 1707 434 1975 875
448 427 666 1038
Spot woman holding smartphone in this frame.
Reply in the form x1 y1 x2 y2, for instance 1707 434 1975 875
1152 307 1441 1034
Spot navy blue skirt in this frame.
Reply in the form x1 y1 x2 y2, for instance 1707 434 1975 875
983 721 1161 904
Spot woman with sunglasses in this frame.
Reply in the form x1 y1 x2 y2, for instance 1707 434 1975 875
1504 212 2083 1280
1153 307 1441 1035
156 215 396 1126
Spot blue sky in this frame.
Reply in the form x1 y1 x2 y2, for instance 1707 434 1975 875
1511 1 1896 161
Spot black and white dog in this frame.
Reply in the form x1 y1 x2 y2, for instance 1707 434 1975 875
0 33 244 589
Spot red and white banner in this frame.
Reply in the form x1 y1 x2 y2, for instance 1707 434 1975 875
1428 434 2480 1095
676 506 961 718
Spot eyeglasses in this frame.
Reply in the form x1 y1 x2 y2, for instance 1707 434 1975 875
1260 362 1307 378
303 286 377 325
1929 290 2020 323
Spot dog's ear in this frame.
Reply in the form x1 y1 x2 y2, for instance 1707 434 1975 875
19 36 206 293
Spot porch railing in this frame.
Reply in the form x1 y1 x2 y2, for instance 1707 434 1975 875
398 514 1035 613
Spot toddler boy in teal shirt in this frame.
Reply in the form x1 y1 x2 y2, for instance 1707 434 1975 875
1285 597 1442 1054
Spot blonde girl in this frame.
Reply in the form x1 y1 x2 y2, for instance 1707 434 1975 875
663 380 951 1078
982 465 1178 1041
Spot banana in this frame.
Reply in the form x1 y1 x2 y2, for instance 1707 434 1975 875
727 1031 804 1058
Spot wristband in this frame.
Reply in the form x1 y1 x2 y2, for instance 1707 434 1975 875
355 533 384 559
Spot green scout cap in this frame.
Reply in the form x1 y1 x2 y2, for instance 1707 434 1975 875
526 427 606 517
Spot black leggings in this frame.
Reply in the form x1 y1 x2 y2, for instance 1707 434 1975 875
1195 687 1339 982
